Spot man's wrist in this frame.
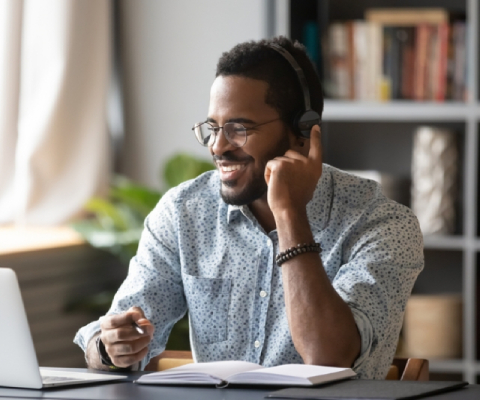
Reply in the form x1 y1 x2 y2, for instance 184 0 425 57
274 208 313 247
95 336 134 372
273 207 308 226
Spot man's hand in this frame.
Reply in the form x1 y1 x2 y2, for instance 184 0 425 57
265 125 322 216
98 307 155 369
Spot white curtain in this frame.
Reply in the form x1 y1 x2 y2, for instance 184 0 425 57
0 0 111 225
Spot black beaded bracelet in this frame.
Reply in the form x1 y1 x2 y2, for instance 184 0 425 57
275 242 322 266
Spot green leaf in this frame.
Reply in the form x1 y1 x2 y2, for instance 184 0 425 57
111 176 162 217
71 221 143 249
163 153 214 189
83 198 130 231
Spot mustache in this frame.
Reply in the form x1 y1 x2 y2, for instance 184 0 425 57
213 152 253 163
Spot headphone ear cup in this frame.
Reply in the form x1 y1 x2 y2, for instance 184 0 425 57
294 110 321 138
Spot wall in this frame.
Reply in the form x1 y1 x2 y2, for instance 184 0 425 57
118 0 270 189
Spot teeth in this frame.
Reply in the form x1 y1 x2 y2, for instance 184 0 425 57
221 165 242 172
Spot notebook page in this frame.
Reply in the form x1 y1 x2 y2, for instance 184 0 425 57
229 364 354 385
252 364 351 378
138 360 263 384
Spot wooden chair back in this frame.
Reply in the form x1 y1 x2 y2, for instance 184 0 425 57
145 350 194 371
386 358 429 381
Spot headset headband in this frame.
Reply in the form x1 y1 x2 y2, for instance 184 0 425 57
269 43 312 111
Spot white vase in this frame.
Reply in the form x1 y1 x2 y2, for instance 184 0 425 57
411 126 458 235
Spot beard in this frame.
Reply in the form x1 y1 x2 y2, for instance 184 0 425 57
216 131 291 206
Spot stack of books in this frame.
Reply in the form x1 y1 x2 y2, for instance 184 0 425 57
324 8 467 102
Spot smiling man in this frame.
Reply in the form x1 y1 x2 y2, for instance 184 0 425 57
74 37 424 379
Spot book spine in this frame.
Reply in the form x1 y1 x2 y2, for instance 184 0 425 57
327 23 350 99
366 22 382 101
400 27 416 99
413 24 431 101
365 8 449 26
353 21 368 101
390 28 402 99
346 21 356 100
434 22 449 102
382 27 394 101
427 25 439 100
452 21 467 101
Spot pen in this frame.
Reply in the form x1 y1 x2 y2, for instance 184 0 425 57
133 322 145 335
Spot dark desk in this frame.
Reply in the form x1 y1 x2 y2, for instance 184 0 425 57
0 369 479 400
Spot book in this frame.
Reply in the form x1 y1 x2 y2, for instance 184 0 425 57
267 379 468 400
433 23 450 101
383 27 401 100
326 23 350 99
452 21 467 101
346 21 356 100
400 27 416 100
365 8 448 26
413 24 431 101
365 22 382 101
135 361 356 387
323 12 466 103
352 21 368 101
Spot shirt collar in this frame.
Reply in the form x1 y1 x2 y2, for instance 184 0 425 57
227 203 245 224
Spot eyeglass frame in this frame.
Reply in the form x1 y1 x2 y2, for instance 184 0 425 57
192 117 282 148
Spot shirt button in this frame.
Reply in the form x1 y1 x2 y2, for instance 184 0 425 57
260 290 267 298
254 340 261 348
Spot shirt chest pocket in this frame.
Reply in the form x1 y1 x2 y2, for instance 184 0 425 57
182 274 232 344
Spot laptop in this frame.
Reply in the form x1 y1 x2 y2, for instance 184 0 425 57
0 268 128 389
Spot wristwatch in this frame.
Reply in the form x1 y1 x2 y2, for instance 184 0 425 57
96 336 129 371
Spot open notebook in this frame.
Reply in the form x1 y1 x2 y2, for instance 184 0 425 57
136 360 356 387
0 268 127 389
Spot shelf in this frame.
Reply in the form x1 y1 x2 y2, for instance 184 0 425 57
429 359 466 373
431 360 480 375
288 0 480 384
427 360 480 378
323 101 479 121
423 235 467 250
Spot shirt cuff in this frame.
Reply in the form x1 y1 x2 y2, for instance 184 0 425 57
74 319 149 371
349 305 374 370
74 319 101 353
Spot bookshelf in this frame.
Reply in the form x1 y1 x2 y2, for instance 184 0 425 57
280 0 480 383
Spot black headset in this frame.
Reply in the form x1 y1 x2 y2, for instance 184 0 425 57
269 43 320 138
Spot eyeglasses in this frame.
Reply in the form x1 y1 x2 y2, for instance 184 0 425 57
192 118 281 148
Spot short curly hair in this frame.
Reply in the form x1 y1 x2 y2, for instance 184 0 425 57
216 36 323 135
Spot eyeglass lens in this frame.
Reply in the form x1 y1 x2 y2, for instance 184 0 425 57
195 123 247 147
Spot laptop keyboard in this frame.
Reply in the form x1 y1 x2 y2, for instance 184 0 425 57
42 375 78 384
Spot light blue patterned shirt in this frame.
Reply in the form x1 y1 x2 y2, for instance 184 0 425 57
74 164 424 379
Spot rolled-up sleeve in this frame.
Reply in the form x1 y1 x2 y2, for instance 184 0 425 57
74 189 188 368
332 201 424 378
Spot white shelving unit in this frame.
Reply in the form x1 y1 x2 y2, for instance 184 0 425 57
278 0 480 383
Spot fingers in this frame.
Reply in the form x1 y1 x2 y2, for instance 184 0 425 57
100 306 145 329
107 344 150 369
278 152 304 161
308 125 321 161
106 334 151 357
101 310 135 330
100 307 155 343
99 307 155 368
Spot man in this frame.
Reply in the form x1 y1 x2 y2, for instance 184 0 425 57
74 36 423 379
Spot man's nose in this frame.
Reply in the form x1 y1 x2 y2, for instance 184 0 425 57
211 127 235 154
